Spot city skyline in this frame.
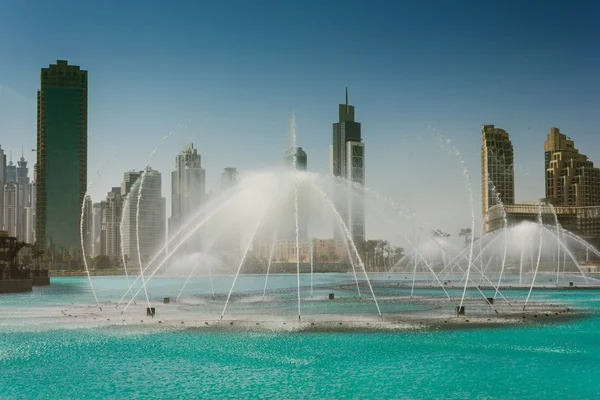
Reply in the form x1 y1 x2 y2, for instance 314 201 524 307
1 1 600 238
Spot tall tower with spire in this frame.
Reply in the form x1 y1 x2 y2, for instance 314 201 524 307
6 151 16 183
16 148 32 242
330 88 365 243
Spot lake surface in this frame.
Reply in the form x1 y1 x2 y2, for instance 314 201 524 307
1 275 599 399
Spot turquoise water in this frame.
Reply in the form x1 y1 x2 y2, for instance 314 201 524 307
1 276 600 399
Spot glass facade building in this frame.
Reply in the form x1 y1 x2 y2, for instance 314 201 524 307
330 88 365 243
36 60 87 263
481 124 515 223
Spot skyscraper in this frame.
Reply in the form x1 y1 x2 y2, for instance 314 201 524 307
0 145 5 229
283 148 308 239
0 145 6 183
24 206 34 244
30 164 37 243
36 60 88 263
217 167 240 256
284 147 307 171
82 195 92 256
221 167 238 191
481 125 515 219
16 151 29 188
102 188 123 261
91 202 103 257
122 168 166 267
170 144 205 237
6 156 16 183
330 88 365 243
16 151 31 242
3 182 18 237
545 127 600 206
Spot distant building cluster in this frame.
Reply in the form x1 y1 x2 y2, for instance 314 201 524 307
0 60 368 270
483 126 600 247
249 238 348 264
0 148 34 244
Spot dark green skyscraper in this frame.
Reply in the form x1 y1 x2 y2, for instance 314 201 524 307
36 60 88 264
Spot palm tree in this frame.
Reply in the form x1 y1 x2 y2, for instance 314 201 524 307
377 240 389 271
458 228 472 247
433 229 451 239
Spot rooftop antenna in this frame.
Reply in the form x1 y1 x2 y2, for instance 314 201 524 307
345 86 349 114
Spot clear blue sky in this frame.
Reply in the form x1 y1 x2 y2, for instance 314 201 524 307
1 0 599 236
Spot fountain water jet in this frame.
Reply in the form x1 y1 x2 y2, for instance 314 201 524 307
262 230 279 300
290 112 301 321
312 180 382 318
221 199 274 321
80 188 101 311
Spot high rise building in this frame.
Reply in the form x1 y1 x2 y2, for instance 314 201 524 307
24 206 34 244
215 167 240 256
82 195 92 257
545 127 600 206
282 148 308 239
16 151 31 242
36 60 88 263
91 202 103 257
30 164 37 243
284 148 307 171
0 145 5 229
3 182 18 237
481 125 515 220
122 168 166 267
221 167 238 191
330 88 365 243
102 188 123 261
170 144 205 237
0 145 6 183
6 156 16 183
99 201 107 256
16 151 30 188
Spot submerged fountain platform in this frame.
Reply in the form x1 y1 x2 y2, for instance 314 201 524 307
51 285 587 333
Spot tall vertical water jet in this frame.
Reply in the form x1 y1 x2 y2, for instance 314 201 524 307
340 226 361 297
312 181 382 317
119 190 134 302
411 224 417 298
519 244 525 285
80 191 101 310
524 204 544 310
221 204 271 321
135 167 152 308
135 132 175 309
290 112 301 321
310 239 314 298
487 177 509 299
549 203 561 285
432 129 475 311
262 230 279 300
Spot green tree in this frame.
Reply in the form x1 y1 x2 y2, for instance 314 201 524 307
93 255 111 270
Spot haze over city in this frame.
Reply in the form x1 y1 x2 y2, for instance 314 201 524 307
1 0 600 237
